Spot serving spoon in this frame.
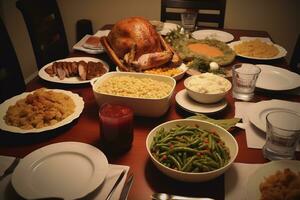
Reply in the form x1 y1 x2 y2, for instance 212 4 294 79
151 193 215 200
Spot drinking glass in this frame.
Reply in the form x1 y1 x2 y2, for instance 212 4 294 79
263 110 300 160
232 63 261 101
181 11 197 32
99 103 134 154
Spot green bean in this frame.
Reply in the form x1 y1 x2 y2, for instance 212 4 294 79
174 153 183 167
169 146 199 154
203 158 219 169
168 155 181 170
211 133 221 141
198 143 208 150
182 155 197 172
188 138 201 147
200 132 209 139
193 161 211 172
214 152 224 167
173 130 195 137
182 152 187 164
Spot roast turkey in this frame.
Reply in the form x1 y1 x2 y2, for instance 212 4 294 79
100 16 181 71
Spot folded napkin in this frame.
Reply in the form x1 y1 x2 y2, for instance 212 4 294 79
225 162 261 200
188 114 241 130
94 30 111 38
234 101 300 151
240 36 272 43
0 156 129 200
0 156 16 176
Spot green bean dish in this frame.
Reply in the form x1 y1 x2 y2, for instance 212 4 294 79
150 124 230 173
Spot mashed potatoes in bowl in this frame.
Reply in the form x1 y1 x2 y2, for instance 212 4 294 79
184 73 231 103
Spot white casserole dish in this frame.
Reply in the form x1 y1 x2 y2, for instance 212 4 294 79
91 72 176 117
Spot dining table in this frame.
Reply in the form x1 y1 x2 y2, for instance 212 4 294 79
0 25 300 200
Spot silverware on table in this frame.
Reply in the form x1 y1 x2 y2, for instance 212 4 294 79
0 157 20 180
105 169 126 200
119 173 134 200
151 193 215 200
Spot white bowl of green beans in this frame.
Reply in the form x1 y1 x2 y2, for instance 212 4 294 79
146 119 238 182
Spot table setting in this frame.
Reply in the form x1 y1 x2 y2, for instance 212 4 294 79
1 14 300 200
0 144 131 200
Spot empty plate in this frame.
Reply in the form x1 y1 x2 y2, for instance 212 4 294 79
256 64 300 91
247 100 300 132
192 29 234 43
12 142 109 200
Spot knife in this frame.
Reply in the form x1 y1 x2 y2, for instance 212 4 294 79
105 169 126 200
119 173 134 200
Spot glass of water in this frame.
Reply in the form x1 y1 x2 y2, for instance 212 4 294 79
263 110 300 160
232 63 261 101
181 10 197 32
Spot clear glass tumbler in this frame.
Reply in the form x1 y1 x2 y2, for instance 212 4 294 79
181 11 197 32
232 63 261 101
263 110 300 160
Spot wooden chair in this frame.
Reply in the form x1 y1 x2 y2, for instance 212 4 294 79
161 0 226 28
0 18 26 103
76 19 93 42
16 0 69 69
290 34 300 74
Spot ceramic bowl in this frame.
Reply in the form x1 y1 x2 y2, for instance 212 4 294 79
146 119 238 182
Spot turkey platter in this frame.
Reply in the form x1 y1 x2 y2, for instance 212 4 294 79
100 17 182 71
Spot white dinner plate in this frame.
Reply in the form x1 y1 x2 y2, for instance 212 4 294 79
175 89 227 114
116 63 188 81
12 142 109 200
159 22 180 35
247 99 300 132
246 160 300 200
192 29 234 43
228 40 287 60
72 30 110 54
0 89 84 134
38 57 109 84
256 64 300 91
73 35 103 54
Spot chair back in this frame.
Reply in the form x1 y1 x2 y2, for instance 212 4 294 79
76 19 93 42
16 0 69 69
290 34 300 74
161 0 226 28
0 18 26 103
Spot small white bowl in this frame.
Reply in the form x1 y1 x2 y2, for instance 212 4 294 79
184 73 232 104
91 72 176 117
146 119 238 182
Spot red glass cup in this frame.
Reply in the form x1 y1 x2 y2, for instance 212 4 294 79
99 103 134 153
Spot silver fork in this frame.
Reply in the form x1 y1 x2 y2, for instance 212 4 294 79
151 193 215 200
0 157 20 180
